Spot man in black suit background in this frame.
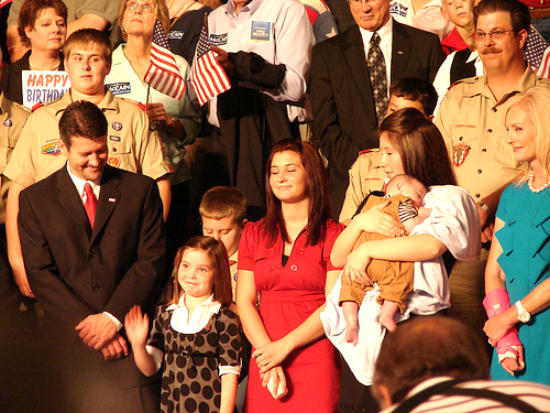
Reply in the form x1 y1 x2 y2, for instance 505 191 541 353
17 101 165 413
310 0 444 216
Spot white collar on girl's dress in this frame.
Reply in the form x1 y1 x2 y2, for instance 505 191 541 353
169 294 222 334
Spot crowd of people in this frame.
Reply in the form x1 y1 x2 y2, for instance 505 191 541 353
1 0 550 412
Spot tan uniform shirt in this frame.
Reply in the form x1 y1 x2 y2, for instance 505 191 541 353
435 68 550 202
0 95 29 224
4 89 173 187
339 149 386 222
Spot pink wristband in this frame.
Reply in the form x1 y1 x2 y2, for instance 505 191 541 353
483 288 511 317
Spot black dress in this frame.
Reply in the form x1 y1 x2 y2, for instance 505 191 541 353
148 303 242 413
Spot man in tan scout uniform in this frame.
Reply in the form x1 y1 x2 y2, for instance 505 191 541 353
4 29 173 298
435 0 549 343
0 93 29 310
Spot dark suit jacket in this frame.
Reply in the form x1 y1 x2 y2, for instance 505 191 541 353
309 20 444 216
18 164 165 412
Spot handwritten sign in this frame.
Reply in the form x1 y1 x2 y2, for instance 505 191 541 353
22 70 71 109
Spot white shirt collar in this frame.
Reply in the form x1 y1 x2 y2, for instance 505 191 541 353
168 294 222 334
66 163 101 201
359 16 393 46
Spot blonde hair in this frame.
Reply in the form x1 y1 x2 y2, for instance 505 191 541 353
505 86 550 184
118 0 170 41
199 186 247 224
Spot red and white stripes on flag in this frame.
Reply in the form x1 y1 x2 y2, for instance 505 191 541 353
144 20 186 100
537 46 550 79
191 25 231 106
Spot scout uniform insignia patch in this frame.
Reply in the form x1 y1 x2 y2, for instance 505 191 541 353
453 143 471 166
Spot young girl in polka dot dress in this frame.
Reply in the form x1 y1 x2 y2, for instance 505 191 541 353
125 236 242 413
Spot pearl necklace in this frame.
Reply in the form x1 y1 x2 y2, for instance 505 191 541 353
528 171 550 193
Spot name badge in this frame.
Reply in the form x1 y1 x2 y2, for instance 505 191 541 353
209 33 228 46
251 21 271 41
390 2 408 18
106 82 131 96
168 30 185 40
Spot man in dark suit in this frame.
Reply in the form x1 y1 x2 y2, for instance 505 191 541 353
17 101 165 413
309 0 444 216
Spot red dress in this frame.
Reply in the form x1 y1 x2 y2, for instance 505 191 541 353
238 219 342 413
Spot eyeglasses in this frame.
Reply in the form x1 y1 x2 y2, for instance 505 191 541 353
474 30 515 41
126 1 155 14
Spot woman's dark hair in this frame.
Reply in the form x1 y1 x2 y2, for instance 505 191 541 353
18 0 68 47
166 236 232 307
263 139 331 246
379 108 456 187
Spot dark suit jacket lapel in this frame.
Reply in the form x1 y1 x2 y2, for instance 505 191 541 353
391 21 412 82
91 165 121 245
56 166 91 235
344 26 376 111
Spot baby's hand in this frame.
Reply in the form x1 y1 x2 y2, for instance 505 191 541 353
417 207 431 221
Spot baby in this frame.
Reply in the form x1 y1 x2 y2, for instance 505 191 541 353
340 175 431 341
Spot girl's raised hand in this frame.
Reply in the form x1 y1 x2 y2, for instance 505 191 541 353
124 305 150 348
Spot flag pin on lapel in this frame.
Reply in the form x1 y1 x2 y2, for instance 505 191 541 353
108 198 116 203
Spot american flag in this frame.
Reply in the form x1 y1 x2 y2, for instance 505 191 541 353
526 26 549 73
144 20 186 100
537 47 550 79
190 25 231 107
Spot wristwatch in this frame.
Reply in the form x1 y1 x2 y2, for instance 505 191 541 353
515 300 531 323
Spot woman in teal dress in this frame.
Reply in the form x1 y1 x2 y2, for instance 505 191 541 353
484 86 550 385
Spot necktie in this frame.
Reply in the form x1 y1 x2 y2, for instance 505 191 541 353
367 32 388 125
84 182 97 229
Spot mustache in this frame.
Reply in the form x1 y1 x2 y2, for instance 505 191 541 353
481 47 502 54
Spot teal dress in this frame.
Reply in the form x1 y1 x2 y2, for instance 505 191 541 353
493 183 550 384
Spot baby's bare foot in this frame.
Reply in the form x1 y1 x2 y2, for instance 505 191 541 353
379 313 397 332
345 325 359 345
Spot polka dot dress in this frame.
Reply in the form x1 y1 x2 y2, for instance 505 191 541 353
148 305 242 413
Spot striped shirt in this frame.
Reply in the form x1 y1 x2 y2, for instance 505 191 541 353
380 377 550 412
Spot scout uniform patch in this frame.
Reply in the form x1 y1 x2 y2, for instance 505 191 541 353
3 119 12 127
108 157 120 167
42 140 61 156
453 143 471 166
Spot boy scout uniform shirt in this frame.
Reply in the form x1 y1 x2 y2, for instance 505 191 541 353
339 149 386 223
4 89 173 187
435 68 550 202
0 95 29 224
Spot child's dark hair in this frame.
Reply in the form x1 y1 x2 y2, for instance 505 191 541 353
166 236 233 306
390 77 438 117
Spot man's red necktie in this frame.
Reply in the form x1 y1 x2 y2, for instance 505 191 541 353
84 182 97 228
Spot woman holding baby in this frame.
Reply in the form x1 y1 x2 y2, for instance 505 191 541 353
328 108 481 412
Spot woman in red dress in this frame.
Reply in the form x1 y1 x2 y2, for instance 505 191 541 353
236 139 342 412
